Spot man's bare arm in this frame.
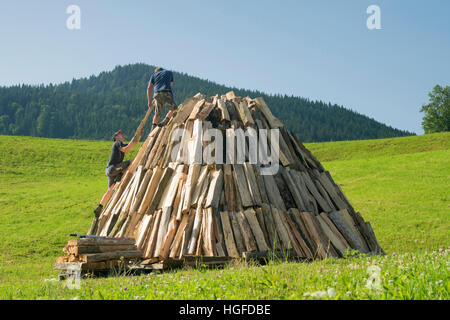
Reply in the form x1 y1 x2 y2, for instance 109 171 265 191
120 141 138 154
147 83 154 109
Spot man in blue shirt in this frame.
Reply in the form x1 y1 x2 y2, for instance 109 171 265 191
147 67 178 130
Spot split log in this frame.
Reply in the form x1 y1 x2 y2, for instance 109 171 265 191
253 97 283 128
230 211 246 255
181 164 202 213
233 164 253 207
204 169 224 209
244 163 262 206
270 206 292 250
235 211 258 252
327 211 366 253
316 214 349 257
243 209 269 251
223 164 235 212
144 209 162 258
79 251 142 263
219 211 240 258
217 98 230 121
148 167 174 211
263 175 287 211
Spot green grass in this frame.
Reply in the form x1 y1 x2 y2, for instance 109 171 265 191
0 132 448 299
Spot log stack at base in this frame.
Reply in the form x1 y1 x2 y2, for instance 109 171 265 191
55 237 142 273
75 91 384 269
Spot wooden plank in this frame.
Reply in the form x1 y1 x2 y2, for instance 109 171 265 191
137 167 163 214
319 212 351 249
172 96 204 124
148 167 174 211
68 238 135 246
298 212 330 259
66 245 137 255
219 211 240 258
337 209 370 253
225 91 236 100
168 213 189 259
289 209 316 254
313 179 336 212
202 208 216 256
160 165 184 209
286 209 314 259
280 167 307 211
236 101 255 125
327 211 366 253
260 203 280 250
235 211 258 252
317 172 348 210
233 164 254 207
223 164 235 212
204 169 224 209
177 209 196 258
270 206 292 250
315 214 348 257
230 211 246 255
187 172 210 255
254 207 270 247
190 166 209 208
181 164 202 213
217 98 230 121
188 99 205 120
244 163 263 206
153 206 173 257
144 209 162 258
262 175 287 211
253 97 283 128
79 251 142 263
159 209 179 260
278 211 306 258
300 171 332 213
197 101 216 121
243 209 269 251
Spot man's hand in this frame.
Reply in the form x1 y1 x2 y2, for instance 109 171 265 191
148 101 153 109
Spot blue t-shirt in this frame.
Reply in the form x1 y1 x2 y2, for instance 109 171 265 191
149 69 174 92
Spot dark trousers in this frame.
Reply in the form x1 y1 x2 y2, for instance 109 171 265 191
105 160 131 187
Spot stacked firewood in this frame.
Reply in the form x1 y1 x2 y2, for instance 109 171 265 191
56 237 142 268
86 91 384 264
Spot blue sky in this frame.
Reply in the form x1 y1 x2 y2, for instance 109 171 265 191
1 1 449 134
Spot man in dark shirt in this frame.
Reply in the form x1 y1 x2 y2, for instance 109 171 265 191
147 67 178 130
93 129 138 216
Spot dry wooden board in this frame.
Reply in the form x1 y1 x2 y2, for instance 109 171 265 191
243 209 269 251
253 97 283 128
244 163 262 206
235 211 258 252
233 164 253 207
204 169 224 209
219 211 240 258
79 250 142 263
68 238 135 246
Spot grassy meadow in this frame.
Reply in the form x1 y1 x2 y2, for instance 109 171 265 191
0 132 448 299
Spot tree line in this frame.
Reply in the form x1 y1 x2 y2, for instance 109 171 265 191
0 63 414 142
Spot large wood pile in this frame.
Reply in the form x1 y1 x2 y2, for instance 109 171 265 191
86 91 384 264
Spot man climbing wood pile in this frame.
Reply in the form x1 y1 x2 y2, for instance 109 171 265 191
147 67 178 130
92 129 139 217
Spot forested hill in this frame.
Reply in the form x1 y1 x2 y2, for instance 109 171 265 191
0 63 414 142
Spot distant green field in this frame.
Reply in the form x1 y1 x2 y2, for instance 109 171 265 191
0 132 448 299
